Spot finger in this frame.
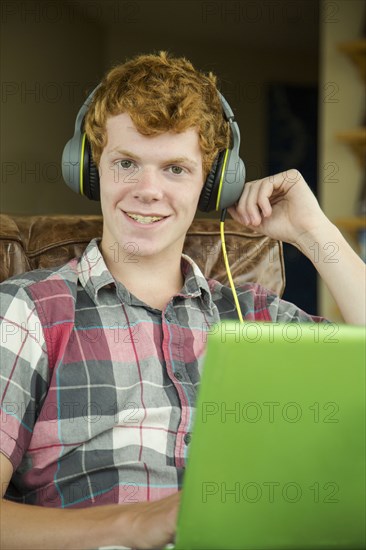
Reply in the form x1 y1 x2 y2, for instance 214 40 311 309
246 187 262 225
234 180 259 225
245 179 273 225
227 204 251 226
263 169 302 192
257 181 274 218
228 186 262 226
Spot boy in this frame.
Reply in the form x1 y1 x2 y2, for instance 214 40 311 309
1 51 365 550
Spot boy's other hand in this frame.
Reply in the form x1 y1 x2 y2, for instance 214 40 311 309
120 490 181 549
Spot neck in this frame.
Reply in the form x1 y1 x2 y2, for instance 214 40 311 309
100 240 185 310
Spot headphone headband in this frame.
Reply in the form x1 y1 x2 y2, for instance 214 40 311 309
62 85 245 211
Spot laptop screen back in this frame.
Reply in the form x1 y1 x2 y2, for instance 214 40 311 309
175 322 366 549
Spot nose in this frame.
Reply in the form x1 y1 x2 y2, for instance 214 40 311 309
133 168 164 203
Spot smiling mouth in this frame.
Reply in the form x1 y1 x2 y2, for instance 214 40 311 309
125 212 167 224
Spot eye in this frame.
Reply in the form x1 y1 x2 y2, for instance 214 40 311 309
169 165 184 175
117 159 134 169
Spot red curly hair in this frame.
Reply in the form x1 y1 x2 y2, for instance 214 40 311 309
84 51 231 178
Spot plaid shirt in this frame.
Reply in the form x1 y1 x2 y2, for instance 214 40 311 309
0 238 327 508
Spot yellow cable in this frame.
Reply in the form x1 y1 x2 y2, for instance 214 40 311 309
220 219 244 323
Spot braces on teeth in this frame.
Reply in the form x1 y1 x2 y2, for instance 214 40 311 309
127 213 163 223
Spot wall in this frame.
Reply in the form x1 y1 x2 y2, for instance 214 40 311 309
0 0 104 214
318 0 365 320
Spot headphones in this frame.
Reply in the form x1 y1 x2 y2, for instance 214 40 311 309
62 86 246 212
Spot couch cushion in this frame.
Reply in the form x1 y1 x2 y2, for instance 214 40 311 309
14 215 104 271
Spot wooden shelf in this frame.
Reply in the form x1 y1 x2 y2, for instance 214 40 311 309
338 39 366 82
336 217 366 232
336 127 366 167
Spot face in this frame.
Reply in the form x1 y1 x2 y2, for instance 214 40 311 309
98 112 205 266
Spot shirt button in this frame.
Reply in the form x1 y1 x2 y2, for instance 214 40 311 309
184 433 191 445
174 372 183 381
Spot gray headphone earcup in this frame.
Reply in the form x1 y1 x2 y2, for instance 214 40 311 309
198 151 245 212
218 157 246 210
83 140 100 201
198 152 225 212
61 85 100 199
61 136 82 195
61 133 100 200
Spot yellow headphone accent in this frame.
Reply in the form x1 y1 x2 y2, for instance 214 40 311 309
80 133 87 196
215 149 229 211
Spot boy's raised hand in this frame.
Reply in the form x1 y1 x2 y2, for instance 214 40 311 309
228 169 329 246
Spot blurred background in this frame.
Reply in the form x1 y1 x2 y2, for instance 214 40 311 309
1 0 365 319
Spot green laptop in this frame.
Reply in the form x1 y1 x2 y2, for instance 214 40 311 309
173 321 366 550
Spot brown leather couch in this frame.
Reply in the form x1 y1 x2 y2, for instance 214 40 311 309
0 214 285 296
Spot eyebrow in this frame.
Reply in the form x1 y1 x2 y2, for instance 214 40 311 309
107 147 199 167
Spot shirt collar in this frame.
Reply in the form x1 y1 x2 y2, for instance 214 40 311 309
178 254 215 312
77 238 214 309
77 238 115 302
180 253 212 303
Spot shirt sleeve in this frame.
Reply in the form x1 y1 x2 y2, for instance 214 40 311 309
0 279 49 472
